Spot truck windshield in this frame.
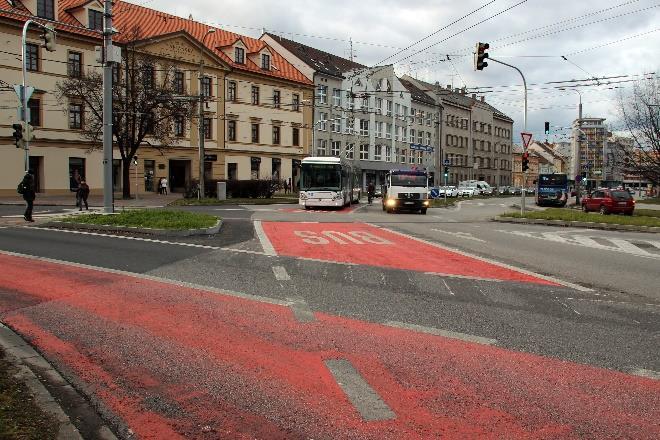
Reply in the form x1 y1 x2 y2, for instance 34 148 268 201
301 163 341 191
391 174 427 187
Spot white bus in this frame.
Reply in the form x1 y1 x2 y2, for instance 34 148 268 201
299 157 361 209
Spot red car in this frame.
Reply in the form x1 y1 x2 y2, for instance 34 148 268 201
581 188 635 215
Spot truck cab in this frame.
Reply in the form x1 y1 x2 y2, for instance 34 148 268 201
382 170 430 214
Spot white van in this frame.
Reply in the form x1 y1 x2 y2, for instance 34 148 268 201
477 181 494 195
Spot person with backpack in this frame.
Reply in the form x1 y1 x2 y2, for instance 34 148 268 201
77 179 90 211
17 171 36 222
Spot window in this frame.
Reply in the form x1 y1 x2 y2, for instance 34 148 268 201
173 71 185 94
251 86 260 105
251 123 259 143
400 149 407 163
227 120 236 141
426 132 431 146
235 47 245 64
292 127 300 146
201 76 212 97
418 151 423 165
228 163 237 180
385 146 392 162
331 141 340 156
345 118 354 134
394 126 400 141
69 103 83 129
273 90 281 108
417 110 424 125
375 98 382 112
28 99 40 127
395 103 401 117
174 115 185 137
409 150 415 164
386 100 392 116
67 52 82 78
362 96 369 110
261 53 271 70
332 89 341 107
88 10 103 31
360 144 369 160
317 85 328 104
251 157 260 179
346 143 354 159
402 127 407 143
374 145 382 161
417 131 422 145
426 112 432 126
26 44 39 71
272 126 280 145
203 118 212 139
319 112 328 131
410 129 416 144
331 115 341 133
385 123 392 140
359 119 369 136
227 81 237 102
292 94 300 111
37 0 55 19
402 106 408 119
317 139 327 156
375 121 383 138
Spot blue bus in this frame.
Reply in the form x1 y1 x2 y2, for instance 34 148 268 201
536 174 569 207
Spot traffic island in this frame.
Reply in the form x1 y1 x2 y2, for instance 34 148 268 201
46 210 221 237
495 208 660 233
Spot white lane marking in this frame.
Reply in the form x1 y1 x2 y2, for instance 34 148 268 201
564 298 660 308
385 321 497 346
253 220 276 256
441 279 455 296
608 238 653 256
0 249 292 307
431 229 486 243
368 224 592 292
272 266 291 281
423 272 504 283
324 359 395 421
555 298 581 315
630 368 660 380
213 208 244 211
245 207 276 212
287 296 315 322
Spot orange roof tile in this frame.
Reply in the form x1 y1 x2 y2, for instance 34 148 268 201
0 0 101 39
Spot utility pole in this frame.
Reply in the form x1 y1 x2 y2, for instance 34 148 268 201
102 0 114 213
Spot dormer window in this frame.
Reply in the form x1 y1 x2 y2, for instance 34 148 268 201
261 53 270 70
88 10 103 31
234 47 245 64
37 0 55 20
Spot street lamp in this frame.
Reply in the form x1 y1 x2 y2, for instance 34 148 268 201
198 28 215 200
559 88 582 121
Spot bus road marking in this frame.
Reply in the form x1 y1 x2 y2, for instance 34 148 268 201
254 221 276 256
384 321 497 346
272 266 291 281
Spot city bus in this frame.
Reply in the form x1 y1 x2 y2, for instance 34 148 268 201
299 157 361 209
536 173 569 207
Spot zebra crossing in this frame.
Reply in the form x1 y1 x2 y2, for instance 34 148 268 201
496 229 660 259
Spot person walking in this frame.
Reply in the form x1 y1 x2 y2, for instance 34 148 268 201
157 177 163 195
160 177 168 195
17 171 36 222
77 179 90 211
367 180 375 205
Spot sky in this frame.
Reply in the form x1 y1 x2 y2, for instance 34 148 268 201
133 0 660 142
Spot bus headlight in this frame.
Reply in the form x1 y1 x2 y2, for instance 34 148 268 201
386 198 396 207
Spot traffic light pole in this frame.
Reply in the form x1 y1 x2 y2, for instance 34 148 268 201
102 0 114 213
490 57 527 215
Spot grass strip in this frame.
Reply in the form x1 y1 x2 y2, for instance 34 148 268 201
501 208 660 227
62 209 218 230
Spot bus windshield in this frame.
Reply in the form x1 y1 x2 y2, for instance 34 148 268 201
391 173 428 187
538 174 568 187
301 163 342 191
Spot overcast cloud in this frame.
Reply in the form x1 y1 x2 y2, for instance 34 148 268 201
136 0 660 141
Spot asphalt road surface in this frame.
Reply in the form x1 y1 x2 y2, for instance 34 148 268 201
0 197 658 439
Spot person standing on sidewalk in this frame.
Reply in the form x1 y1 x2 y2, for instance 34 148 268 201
17 171 36 222
77 179 90 211
160 177 168 195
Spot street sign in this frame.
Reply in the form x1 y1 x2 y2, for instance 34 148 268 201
13 85 34 104
410 143 434 152
443 159 450 166
521 132 533 149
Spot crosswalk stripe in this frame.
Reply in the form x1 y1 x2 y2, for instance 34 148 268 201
607 238 652 256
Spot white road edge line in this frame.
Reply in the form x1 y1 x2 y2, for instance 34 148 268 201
441 279 455 296
367 223 592 292
0 249 291 307
272 266 291 281
385 321 497 346
253 220 277 256
630 368 660 380
423 272 504 283
286 296 316 322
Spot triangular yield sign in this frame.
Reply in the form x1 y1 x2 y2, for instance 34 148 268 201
521 132 533 149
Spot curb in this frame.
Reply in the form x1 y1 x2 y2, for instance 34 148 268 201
493 216 660 233
42 218 222 237
0 322 117 440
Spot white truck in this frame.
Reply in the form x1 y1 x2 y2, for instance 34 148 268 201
382 169 431 214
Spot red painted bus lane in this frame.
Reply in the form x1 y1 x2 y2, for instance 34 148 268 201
0 253 658 439
261 222 558 285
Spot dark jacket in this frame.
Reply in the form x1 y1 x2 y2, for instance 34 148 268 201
77 183 90 199
21 175 36 202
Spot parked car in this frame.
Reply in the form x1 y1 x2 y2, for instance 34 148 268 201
497 186 511 195
438 186 459 197
476 181 494 195
458 186 476 197
525 187 536 195
581 188 635 215
512 187 522 195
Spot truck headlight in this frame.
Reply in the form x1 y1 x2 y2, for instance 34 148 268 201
386 198 396 207
423 200 430 207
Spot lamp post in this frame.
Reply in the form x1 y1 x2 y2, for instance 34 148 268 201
198 28 215 200
561 88 583 203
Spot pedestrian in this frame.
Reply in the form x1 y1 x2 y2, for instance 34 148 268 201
77 179 90 211
157 177 163 195
288 177 292 194
160 177 168 195
17 171 36 222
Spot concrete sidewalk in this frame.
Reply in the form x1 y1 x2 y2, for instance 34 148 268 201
0 192 182 208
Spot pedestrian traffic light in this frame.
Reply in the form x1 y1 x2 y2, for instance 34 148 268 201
474 42 489 71
42 25 56 52
12 122 24 149
544 121 550 135
522 151 529 172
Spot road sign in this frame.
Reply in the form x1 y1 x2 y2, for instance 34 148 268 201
443 159 450 166
410 143 434 152
430 187 440 199
13 85 34 105
521 132 533 149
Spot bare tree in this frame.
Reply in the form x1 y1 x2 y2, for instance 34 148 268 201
56 27 196 198
613 76 660 190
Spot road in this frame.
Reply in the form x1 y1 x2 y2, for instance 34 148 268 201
0 197 658 439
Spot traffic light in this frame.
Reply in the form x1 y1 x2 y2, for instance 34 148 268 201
132 155 138 166
522 151 529 172
474 42 489 71
444 167 449 178
544 121 550 135
12 123 24 149
42 25 56 52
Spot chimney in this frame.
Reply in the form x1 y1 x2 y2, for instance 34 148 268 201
446 85 451 90
480 96 485 102
471 94 477 100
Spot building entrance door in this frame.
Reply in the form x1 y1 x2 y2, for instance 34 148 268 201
28 156 42 193
169 160 190 193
